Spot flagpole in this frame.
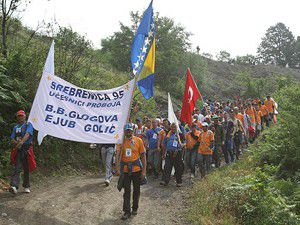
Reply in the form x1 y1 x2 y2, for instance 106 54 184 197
126 72 140 122
117 72 139 171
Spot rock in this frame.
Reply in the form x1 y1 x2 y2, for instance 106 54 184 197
1 212 8 217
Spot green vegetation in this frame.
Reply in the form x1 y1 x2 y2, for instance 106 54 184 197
187 84 300 225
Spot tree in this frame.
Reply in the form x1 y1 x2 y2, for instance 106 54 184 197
55 26 92 81
0 0 29 58
257 23 296 67
202 52 213 59
101 12 192 93
101 22 133 72
294 36 300 68
236 54 259 65
216 50 232 63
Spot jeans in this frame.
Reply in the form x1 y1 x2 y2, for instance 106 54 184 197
224 138 234 164
162 151 184 184
147 149 161 175
197 153 212 176
101 146 115 181
123 171 141 214
184 150 197 174
10 150 30 189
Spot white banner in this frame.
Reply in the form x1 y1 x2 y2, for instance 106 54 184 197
28 74 134 144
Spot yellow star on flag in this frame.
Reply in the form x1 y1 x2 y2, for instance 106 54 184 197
114 134 119 139
124 84 129 91
47 75 52 81
33 118 37 123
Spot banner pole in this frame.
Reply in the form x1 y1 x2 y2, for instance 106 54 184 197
126 72 140 122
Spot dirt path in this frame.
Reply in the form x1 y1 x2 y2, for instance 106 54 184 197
0 175 190 225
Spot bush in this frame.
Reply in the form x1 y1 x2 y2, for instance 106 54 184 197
254 85 300 179
188 84 300 225
218 168 299 225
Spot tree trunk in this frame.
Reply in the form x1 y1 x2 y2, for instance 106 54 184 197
1 15 7 58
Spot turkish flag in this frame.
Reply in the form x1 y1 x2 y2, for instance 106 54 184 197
180 68 201 125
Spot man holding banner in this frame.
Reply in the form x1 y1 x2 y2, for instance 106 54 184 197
9 110 35 195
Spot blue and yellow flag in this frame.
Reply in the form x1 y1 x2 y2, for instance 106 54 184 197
131 0 155 100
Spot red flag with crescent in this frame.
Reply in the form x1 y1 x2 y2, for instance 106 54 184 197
180 68 201 125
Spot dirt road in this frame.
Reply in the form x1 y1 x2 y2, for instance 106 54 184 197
0 175 190 225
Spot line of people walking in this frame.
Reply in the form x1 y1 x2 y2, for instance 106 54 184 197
104 95 277 220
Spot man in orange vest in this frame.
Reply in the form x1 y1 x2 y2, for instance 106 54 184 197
264 95 276 126
184 122 200 178
116 123 147 220
258 101 269 129
197 122 214 177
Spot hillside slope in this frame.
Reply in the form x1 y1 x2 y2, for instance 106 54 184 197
188 57 300 100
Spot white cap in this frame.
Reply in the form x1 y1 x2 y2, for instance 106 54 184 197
202 122 209 127
90 143 97 149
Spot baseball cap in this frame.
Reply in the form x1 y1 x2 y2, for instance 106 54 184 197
124 123 133 131
16 110 26 116
202 122 209 127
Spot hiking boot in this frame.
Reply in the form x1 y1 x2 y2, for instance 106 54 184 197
23 188 30 193
104 179 110 186
121 213 131 220
9 186 17 195
160 181 168 186
131 210 138 216
176 183 183 187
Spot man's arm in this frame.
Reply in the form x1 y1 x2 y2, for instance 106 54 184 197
158 130 165 150
141 153 146 179
115 144 122 175
16 133 30 149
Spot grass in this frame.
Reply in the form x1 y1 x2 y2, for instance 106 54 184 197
187 151 255 225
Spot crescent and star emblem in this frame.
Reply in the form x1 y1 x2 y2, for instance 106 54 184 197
188 86 193 103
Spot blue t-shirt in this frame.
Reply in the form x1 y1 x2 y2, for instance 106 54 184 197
11 122 33 145
164 132 182 152
146 127 163 149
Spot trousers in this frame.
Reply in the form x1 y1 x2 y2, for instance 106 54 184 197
10 151 30 189
162 151 184 184
123 171 141 213
101 146 115 181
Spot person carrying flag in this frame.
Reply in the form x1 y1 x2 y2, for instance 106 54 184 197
116 123 146 220
161 123 185 187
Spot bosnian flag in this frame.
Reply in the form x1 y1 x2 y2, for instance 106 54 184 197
131 0 155 100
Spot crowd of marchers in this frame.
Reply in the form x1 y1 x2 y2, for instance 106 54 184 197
8 95 277 221
96 95 277 220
